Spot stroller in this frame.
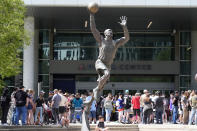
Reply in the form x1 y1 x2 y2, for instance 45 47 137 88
43 103 53 125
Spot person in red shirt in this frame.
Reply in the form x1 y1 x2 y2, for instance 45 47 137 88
132 93 141 124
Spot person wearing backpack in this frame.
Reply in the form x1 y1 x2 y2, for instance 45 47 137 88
155 91 164 124
0 86 11 125
123 90 131 124
14 86 28 125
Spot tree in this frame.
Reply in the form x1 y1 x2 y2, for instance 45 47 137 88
0 0 29 89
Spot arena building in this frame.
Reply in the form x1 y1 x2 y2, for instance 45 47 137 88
10 0 197 96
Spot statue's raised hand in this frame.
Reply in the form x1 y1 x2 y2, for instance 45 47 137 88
118 16 127 26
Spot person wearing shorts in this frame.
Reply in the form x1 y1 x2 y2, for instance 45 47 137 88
132 93 141 123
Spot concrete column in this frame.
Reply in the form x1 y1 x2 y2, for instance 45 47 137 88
191 31 197 89
23 16 38 91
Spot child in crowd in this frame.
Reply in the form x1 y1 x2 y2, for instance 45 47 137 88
95 115 109 131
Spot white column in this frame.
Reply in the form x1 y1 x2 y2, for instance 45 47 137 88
23 16 37 91
191 31 197 89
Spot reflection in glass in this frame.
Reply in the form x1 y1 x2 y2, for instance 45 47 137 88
53 33 175 61
115 47 174 61
180 47 191 60
38 75 49 86
114 34 174 47
39 60 49 74
39 44 50 59
180 76 190 88
180 32 191 45
180 61 191 75
39 30 49 44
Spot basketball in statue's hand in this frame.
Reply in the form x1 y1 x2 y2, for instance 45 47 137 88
88 2 99 14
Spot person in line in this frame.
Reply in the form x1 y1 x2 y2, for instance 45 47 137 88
143 93 153 124
0 86 11 125
86 91 97 124
104 93 113 123
14 86 28 125
188 90 197 125
59 91 69 127
155 91 164 124
34 91 45 125
116 93 124 123
51 89 61 125
72 93 83 123
27 89 34 125
123 90 131 124
132 93 141 124
172 91 179 124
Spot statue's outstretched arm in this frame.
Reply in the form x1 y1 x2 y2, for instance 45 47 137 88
90 13 102 44
116 16 130 47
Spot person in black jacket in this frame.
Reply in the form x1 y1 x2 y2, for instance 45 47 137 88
0 86 11 125
14 86 28 125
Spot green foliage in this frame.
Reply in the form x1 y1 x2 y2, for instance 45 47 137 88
0 0 29 87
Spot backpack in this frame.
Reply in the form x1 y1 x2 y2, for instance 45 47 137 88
15 91 26 106
124 96 131 109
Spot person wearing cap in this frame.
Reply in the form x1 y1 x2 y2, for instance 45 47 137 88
188 90 197 125
14 86 28 125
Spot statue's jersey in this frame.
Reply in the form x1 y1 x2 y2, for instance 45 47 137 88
98 39 118 67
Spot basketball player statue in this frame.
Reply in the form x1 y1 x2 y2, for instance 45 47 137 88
90 14 130 101
81 3 129 131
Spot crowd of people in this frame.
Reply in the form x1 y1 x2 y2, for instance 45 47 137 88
1 86 197 128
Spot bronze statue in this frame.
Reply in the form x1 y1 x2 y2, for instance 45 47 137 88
81 4 129 130
90 13 130 101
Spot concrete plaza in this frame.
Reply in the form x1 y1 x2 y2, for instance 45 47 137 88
0 123 197 131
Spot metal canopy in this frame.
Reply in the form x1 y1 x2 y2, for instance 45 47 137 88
27 7 197 31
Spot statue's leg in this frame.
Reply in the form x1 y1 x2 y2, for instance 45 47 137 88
93 69 110 101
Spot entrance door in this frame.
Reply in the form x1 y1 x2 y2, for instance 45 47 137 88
53 74 75 94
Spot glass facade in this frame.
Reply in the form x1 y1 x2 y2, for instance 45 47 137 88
53 33 175 61
39 30 50 94
39 30 193 93
179 32 191 89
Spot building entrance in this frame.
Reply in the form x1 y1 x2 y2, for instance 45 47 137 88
53 74 75 93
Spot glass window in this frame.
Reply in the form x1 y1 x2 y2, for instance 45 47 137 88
114 34 174 47
38 75 49 86
180 47 191 60
54 47 97 60
39 30 50 44
115 47 174 61
180 76 190 88
39 44 50 59
180 61 191 75
53 33 175 61
180 32 191 45
39 60 49 74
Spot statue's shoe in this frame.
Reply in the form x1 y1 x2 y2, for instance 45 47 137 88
93 87 99 101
